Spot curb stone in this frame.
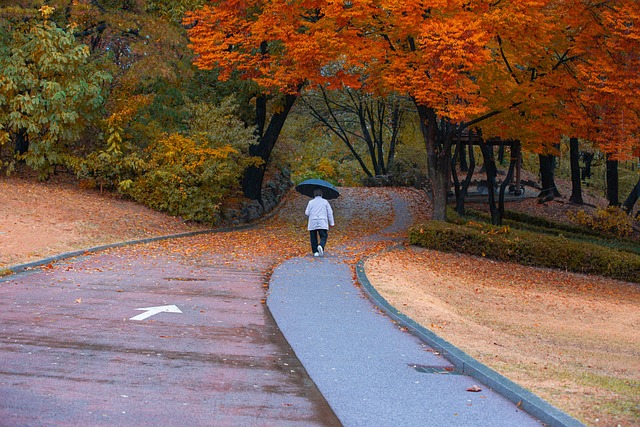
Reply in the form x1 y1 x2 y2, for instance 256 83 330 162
1 197 286 279
355 258 586 427
3 229 216 278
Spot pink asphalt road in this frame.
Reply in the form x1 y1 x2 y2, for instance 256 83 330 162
0 243 340 426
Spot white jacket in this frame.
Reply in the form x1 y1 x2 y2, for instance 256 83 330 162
305 196 335 231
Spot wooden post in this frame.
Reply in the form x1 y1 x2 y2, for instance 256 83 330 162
515 141 522 196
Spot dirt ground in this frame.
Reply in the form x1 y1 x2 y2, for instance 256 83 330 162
1 172 638 427
0 175 208 269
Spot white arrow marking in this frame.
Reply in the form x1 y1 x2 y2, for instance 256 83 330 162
130 305 182 321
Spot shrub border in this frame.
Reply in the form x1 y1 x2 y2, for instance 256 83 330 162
408 221 640 283
462 208 640 255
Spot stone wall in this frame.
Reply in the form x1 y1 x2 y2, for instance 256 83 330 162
222 167 293 225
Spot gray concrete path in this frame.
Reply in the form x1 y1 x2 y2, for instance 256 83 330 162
267 191 555 426
267 255 543 427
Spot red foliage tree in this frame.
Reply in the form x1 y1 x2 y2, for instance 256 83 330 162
186 0 639 218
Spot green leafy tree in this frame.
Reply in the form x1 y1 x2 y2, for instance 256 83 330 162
125 97 259 223
0 6 110 177
0 6 109 178
0 0 210 154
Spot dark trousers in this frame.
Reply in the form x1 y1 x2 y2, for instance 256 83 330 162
310 229 328 253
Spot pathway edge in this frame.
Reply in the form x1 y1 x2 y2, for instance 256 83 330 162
2 195 287 278
355 257 586 427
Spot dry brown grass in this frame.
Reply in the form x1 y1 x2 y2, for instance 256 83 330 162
364 245 640 427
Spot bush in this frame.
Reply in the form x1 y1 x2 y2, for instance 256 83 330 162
75 144 145 192
124 133 251 224
459 208 640 256
567 206 634 238
76 96 258 224
409 221 640 283
385 157 428 188
464 208 591 236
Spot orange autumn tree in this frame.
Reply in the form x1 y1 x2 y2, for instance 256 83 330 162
466 0 600 208
185 0 347 203
576 2 640 159
186 0 638 219
477 1 640 207
317 0 578 220
576 2 640 206
185 0 518 218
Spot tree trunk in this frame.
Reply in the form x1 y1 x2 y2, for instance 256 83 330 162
430 153 451 221
569 137 583 204
358 103 381 175
498 142 520 223
622 176 640 215
416 104 450 221
459 142 468 172
581 152 594 182
497 143 505 165
538 153 561 202
452 128 476 216
606 155 619 206
241 93 298 203
451 130 462 213
386 101 401 172
375 104 385 174
480 143 500 225
15 128 29 155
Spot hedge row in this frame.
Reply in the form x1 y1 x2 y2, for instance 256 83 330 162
409 220 640 283
461 208 640 256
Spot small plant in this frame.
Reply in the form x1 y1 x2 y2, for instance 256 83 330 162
316 158 337 180
567 206 633 238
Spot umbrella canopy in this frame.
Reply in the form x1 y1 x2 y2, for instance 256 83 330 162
295 179 340 200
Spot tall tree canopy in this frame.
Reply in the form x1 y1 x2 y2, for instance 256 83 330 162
187 0 639 219
575 2 640 161
0 5 110 176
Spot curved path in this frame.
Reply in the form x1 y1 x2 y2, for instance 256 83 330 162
267 192 544 427
0 188 574 426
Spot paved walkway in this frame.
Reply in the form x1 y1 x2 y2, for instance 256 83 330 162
268 193 547 426
268 256 541 426
0 250 339 426
1 189 582 426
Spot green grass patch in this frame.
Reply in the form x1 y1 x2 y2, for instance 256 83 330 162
574 372 640 421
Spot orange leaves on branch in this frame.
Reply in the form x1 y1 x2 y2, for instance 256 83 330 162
186 0 639 159
572 2 640 160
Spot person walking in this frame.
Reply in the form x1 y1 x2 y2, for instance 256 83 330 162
305 188 335 257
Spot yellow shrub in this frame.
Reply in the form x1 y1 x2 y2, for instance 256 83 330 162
125 133 246 224
567 206 633 238
317 158 337 179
